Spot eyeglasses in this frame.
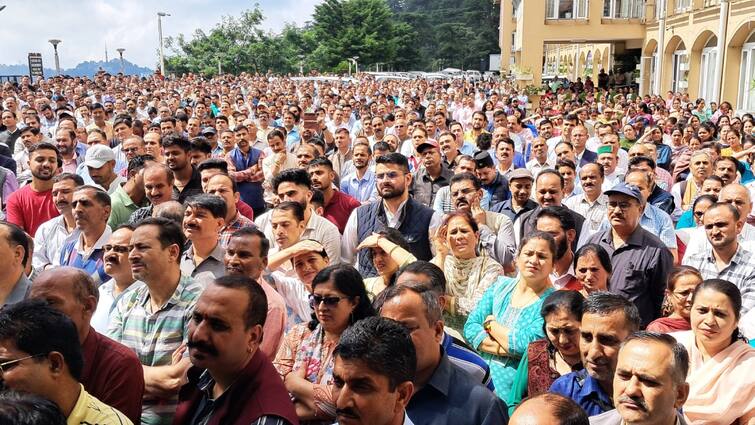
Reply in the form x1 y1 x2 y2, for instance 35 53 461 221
0 354 45 374
607 201 635 211
672 289 695 300
376 171 404 181
103 244 130 254
309 294 350 308
693 210 706 218
122 147 140 153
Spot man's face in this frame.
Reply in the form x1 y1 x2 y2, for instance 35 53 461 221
510 178 533 205
86 131 107 147
122 139 145 161
703 206 741 250
690 154 712 180
580 311 632 385
352 145 371 170
539 123 553 139
143 133 162 157
580 164 604 197
309 165 334 193
103 228 134 277
72 188 110 232
719 185 752 221
333 357 412 425
496 141 514 167
420 147 441 170
375 164 409 200
700 179 722 196
0 340 54 397
271 209 305 249
29 148 59 181
714 160 737 185
224 235 266 280
476 166 496 185
143 168 173 205
450 180 481 211
557 166 576 190
206 175 237 218
188 284 261 376
296 145 316 168
51 179 76 214
87 160 116 188
614 340 687 425
183 205 223 242
1 111 16 128
55 130 76 156
186 119 201 137
571 127 588 151
536 215 570 260
608 193 642 231
114 123 132 142
164 146 190 172
129 224 177 283
555 144 576 163
438 135 456 157
536 174 563 207
471 113 485 130
598 152 617 174
235 129 250 150
531 138 547 160
276 182 311 208
380 291 443 384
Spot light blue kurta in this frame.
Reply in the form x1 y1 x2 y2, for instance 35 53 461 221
464 276 554 400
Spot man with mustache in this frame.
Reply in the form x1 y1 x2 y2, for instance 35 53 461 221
33 172 83 270
6 142 61 236
535 206 580 290
108 217 203 425
565 162 608 237
29 267 145 424
227 124 266 218
308 157 360 234
332 317 416 425
340 141 377 203
550 292 640 416
128 163 175 224
163 133 203 204
108 155 155 229
172 275 298 425
410 139 453 207
590 332 689 425
0 222 31 308
58 185 112 286
180 194 227 287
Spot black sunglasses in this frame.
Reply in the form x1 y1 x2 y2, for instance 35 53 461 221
309 294 350 307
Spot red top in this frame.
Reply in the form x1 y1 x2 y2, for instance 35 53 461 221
80 329 145 424
323 189 361 234
5 185 59 236
237 199 255 220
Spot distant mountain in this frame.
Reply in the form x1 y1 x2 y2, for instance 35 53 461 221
0 59 153 78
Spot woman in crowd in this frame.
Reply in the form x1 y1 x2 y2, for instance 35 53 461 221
672 279 755 424
676 193 718 231
647 266 702 333
274 264 375 424
433 210 503 333
356 228 416 299
507 290 585 415
697 121 717 144
464 231 557 399
573 244 611 297
669 125 688 164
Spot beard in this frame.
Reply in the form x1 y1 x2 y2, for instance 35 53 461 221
556 237 568 260
380 184 404 200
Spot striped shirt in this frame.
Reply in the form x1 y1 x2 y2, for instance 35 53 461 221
683 245 755 316
108 275 202 425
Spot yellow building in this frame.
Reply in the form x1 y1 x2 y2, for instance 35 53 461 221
499 0 755 112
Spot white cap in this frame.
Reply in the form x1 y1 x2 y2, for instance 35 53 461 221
84 144 116 168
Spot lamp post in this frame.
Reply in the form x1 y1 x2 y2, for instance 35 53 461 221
48 39 62 75
116 48 126 74
157 12 170 76
347 56 359 76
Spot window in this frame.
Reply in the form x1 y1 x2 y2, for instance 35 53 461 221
699 36 718 103
739 32 755 112
675 0 691 13
672 49 689 93
603 0 644 18
546 0 588 19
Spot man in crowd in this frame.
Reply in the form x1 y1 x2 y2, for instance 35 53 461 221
551 292 640 416
227 124 266 218
564 162 607 237
29 267 144 423
510 393 589 425
33 173 83 270
108 155 153 228
129 163 175 223
340 141 376 203
308 157 361 234
6 142 60 236
163 133 203 203
535 206 580 290
172 276 298 425
0 221 31 307
474 150 510 206
84 144 124 194
411 139 453 207
180 194 227 286
205 173 255 248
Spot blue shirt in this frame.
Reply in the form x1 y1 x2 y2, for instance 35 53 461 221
549 369 613 417
340 169 376 203
59 227 112 286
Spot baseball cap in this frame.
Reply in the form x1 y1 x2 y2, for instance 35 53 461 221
417 139 440 153
201 127 217 136
84 144 116 168
508 168 533 181
605 182 644 204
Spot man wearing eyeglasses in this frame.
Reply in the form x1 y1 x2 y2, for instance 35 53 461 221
585 182 673 327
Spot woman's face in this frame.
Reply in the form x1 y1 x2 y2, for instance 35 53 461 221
688 137 702 151
544 308 581 359
698 127 711 141
372 246 398 278
516 238 554 282
668 274 702 320
446 216 478 259
693 199 715 226
690 288 738 352
575 251 610 294
725 132 740 148
743 121 753 136
312 280 357 335
671 130 683 145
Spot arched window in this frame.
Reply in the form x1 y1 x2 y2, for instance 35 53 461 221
700 35 718 102
739 32 755 111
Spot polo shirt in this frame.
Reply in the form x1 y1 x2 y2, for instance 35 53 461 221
67 384 133 425
490 198 538 223
411 164 453 207
550 369 613 417
586 225 673 326
406 348 508 425
90 280 145 335
80 329 144 424
108 275 202 425
683 244 755 316
323 189 361 234
59 226 112 286
108 185 141 228
1 273 31 307
180 242 226 287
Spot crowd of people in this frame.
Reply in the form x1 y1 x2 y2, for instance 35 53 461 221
0 70 754 425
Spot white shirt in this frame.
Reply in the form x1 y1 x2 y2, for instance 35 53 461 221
90 280 144 335
33 215 71 270
682 223 755 263
267 271 311 327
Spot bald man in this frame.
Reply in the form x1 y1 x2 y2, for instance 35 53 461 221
510 393 588 425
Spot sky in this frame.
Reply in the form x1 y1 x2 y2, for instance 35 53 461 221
0 0 320 69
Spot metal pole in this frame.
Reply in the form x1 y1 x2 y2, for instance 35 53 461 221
117 48 125 74
713 0 729 103
654 0 666 96
556 44 561 77
158 12 170 76
49 39 61 75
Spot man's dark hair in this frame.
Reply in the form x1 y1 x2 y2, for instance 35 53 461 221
189 137 212 155
267 128 286 142
186 194 227 220
375 152 409 173
628 155 656 170
516 393 589 425
0 299 84 381
0 391 67 425
160 116 177 127
476 133 493 151
396 261 447 294
134 217 185 261
450 172 482 190
308 156 334 171
706 201 741 222
583 292 641 333
197 158 228 174
556 159 577 172
274 201 305 222
28 141 60 159
536 205 576 232
334 316 417 391
231 226 270 257
0 221 31 267
161 133 191 152
52 172 84 186
211 275 268 329
127 154 155 179
372 141 390 153
622 331 689 386
272 168 312 193
74 185 111 208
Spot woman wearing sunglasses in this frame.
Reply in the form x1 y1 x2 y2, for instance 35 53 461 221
273 264 375 424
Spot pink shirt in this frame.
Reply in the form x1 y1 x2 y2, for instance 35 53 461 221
259 278 287 359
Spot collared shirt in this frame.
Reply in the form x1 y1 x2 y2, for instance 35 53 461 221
90 280 145 335
340 169 377 203
683 244 755 316
550 369 613 417
683 223 755 262
564 193 608 236
411 164 453 207
257 209 341 266
264 272 311 328
406 348 508 425
108 275 202 425
526 157 553 177
33 215 72 270
589 409 687 425
481 172 511 206
180 242 226 287
586 225 673 326
491 198 538 223
1 273 31 307
59 226 113 286
597 204 677 249
108 185 141 229
219 212 255 249
67 384 133 425
128 205 153 224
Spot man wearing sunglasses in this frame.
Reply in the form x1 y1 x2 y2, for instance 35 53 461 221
0 299 133 424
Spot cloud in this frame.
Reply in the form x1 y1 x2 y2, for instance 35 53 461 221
0 0 320 69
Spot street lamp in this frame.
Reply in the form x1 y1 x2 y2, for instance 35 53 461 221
157 12 170 76
347 56 359 76
298 54 305 75
48 39 62 75
116 48 126 74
